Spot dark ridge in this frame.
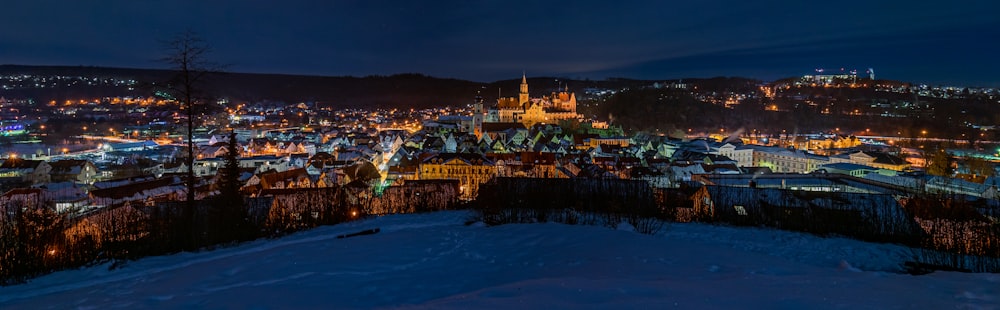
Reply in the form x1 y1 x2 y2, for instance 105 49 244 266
0 65 684 109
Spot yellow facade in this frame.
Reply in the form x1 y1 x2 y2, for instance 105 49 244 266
418 154 496 199
753 150 828 173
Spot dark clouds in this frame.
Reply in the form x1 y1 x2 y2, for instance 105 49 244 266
2 0 997 85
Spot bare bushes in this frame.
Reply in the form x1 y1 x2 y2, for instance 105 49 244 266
475 178 665 235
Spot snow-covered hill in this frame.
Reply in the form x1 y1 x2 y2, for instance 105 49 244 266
1 211 998 309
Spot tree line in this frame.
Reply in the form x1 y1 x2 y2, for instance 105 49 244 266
475 177 665 235
475 178 1000 273
0 177 465 285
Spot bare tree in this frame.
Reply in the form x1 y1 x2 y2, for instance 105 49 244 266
160 30 221 249
927 148 952 177
965 155 995 178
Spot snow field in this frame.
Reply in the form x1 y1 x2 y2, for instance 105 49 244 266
1 211 998 309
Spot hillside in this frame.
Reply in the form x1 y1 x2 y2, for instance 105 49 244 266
0 65 483 108
1 211 995 309
0 65 659 109
592 79 1000 138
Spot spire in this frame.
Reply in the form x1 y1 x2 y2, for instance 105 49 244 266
519 72 529 104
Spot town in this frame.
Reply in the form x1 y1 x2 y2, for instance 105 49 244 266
5 1 1000 307
2 72 999 204
2 70 1000 283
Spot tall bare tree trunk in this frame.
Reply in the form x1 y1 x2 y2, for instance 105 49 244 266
161 30 218 249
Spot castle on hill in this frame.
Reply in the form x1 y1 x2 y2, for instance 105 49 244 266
484 73 581 128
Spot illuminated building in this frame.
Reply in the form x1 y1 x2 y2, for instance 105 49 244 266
487 74 581 128
418 153 496 199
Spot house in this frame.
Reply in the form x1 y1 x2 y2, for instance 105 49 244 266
815 162 879 178
41 182 90 213
0 158 52 185
386 165 418 185
161 161 188 175
289 153 310 169
591 144 626 158
92 175 158 190
585 136 631 148
748 146 829 173
925 176 999 199
830 151 910 172
141 162 165 178
666 164 706 185
89 176 186 208
239 155 291 174
101 140 159 152
418 153 496 199
48 159 98 184
253 168 312 191
717 143 754 167
192 158 224 177
701 163 742 175
197 143 230 159
307 152 339 170
574 163 618 179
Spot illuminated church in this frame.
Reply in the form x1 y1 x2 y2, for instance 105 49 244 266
485 73 580 127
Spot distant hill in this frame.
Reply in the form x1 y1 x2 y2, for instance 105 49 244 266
0 65 484 108
0 65 664 109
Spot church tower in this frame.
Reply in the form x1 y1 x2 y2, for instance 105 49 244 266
567 92 577 113
518 72 529 105
473 94 484 139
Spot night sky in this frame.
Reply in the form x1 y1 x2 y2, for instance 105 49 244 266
3 0 999 86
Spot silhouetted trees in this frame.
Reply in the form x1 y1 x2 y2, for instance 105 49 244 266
927 149 952 176
1 198 66 285
965 156 995 177
160 30 220 250
209 132 252 243
476 178 664 234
